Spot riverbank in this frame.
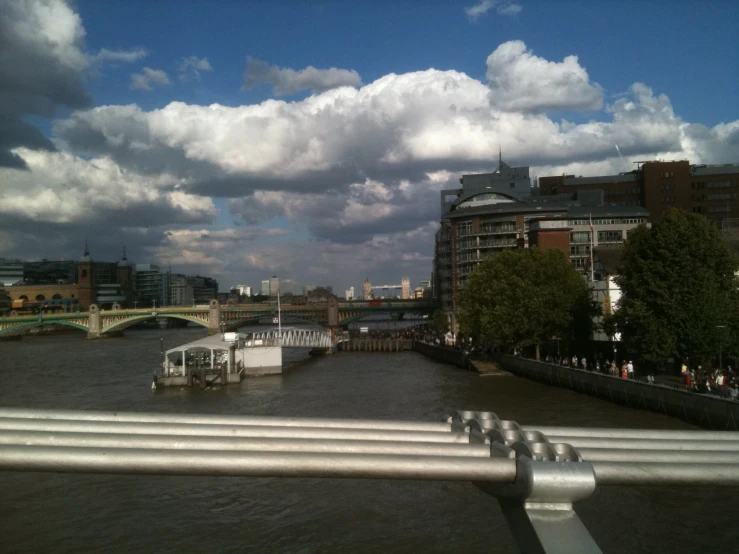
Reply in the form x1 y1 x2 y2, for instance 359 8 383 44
499 355 739 430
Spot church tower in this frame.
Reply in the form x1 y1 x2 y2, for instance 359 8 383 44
77 240 95 310
117 246 134 307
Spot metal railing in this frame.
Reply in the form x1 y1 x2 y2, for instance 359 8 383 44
1 407 738 553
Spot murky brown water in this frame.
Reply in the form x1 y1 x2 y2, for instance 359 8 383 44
0 328 737 553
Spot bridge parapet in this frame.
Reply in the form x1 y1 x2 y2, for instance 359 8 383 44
1 407 737 552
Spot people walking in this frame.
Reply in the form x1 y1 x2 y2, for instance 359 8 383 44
627 360 634 380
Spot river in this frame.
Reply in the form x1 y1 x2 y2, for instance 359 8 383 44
1 327 737 553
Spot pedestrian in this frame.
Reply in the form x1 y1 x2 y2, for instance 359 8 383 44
627 360 634 380
582 357 587 371
683 368 692 389
610 361 617 376
572 355 578 368
621 363 628 379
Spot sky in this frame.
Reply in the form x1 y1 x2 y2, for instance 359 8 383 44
0 0 737 294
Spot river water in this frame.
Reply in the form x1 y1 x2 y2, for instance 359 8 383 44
1 327 737 553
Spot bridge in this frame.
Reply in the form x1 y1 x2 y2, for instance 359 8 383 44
0 299 437 339
0 407 737 553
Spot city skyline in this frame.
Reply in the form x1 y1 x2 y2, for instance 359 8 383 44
0 0 737 292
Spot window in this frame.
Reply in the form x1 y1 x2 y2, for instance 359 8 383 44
692 207 703 213
598 230 624 243
692 182 705 190
19 295 28 301
52 293 62 299
35 294 45 301
707 181 733 189
708 206 732 213
456 222 472 236
81 269 88 279
570 245 591 256
570 231 591 243
708 193 736 201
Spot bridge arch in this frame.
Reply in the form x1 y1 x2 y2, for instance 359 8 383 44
101 313 210 335
0 320 88 338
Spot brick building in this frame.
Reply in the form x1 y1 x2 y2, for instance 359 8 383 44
539 160 739 224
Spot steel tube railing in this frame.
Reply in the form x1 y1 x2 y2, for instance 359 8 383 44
0 408 450 432
527 426 739 441
0 418 468 443
544 436 739 451
580 448 739 464
592 462 739 485
0 430 490 457
0 446 517 481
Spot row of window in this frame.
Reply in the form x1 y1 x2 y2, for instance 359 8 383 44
660 183 675 191
660 171 675 178
605 188 641 196
661 196 675 203
693 181 736 190
571 230 624 243
708 206 732 213
569 218 644 226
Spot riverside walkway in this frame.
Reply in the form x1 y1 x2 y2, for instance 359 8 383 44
499 355 739 430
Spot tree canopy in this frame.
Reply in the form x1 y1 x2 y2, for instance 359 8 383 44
614 208 739 367
456 247 593 357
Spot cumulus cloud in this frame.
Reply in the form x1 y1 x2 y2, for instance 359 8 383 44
0 0 91 168
465 0 522 20
486 40 603 112
130 67 171 90
243 57 362 95
178 55 213 82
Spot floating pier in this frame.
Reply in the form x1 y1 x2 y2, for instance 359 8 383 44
156 332 282 388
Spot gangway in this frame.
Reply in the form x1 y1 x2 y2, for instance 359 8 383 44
1 407 738 553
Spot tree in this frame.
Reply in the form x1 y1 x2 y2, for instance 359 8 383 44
457 247 594 359
614 208 739 369
429 310 449 336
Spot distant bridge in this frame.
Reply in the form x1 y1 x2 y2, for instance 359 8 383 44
247 328 333 349
0 299 437 339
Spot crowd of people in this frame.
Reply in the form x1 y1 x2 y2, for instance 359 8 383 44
680 363 739 399
543 354 647 380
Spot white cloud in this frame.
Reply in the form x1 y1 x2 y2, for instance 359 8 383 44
243 57 362 95
465 0 522 20
90 47 148 65
178 55 213 82
130 67 171 91
486 40 603 112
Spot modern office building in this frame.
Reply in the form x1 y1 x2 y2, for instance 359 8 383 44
169 274 195 306
234 285 251 297
0 260 24 286
280 279 295 296
269 275 279 297
261 280 270 296
434 158 648 324
302 285 316 296
539 160 739 224
345 286 355 300
133 264 168 308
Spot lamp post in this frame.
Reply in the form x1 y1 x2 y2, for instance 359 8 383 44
717 325 727 372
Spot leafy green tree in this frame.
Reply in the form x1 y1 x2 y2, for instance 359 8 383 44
429 310 449 336
614 208 739 368
457 247 594 359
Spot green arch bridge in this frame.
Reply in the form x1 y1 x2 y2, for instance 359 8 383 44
0 299 438 339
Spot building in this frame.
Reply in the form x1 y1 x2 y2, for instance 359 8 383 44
169 274 195 306
280 279 295 296
133 264 168 308
401 277 410 300
0 260 23 286
434 158 648 322
269 275 279 297
302 285 316 296
589 248 624 343
261 280 270 296
234 285 251 297
0 288 11 315
363 278 372 300
540 160 739 224
345 286 355 300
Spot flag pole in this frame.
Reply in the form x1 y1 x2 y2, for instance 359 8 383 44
277 290 282 343
589 213 595 282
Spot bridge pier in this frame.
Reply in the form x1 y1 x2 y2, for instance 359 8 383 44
86 305 101 339
208 299 221 335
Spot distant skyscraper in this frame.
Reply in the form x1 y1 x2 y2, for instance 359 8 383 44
261 280 269 296
401 277 410 300
303 285 316 295
363 278 372 300
280 279 294 295
269 275 279 297
234 285 251 296
345 286 355 300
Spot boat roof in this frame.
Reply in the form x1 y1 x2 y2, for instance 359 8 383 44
164 334 240 354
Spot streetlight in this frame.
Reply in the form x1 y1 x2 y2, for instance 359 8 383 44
717 325 727 372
